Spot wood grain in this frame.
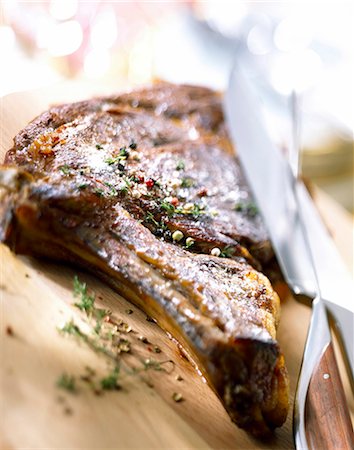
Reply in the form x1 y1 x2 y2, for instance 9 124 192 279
305 343 354 449
0 83 353 450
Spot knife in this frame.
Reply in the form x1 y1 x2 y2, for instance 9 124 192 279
224 62 353 449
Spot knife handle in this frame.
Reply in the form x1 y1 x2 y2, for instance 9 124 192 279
305 341 353 449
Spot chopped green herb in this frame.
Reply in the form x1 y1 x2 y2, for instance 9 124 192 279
153 180 162 188
119 147 129 158
160 200 176 216
105 147 129 166
118 178 132 194
129 175 140 183
220 246 236 258
100 366 120 390
145 212 167 231
118 185 128 195
181 177 194 188
105 157 118 165
104 182 119 197
176 160 185 171
94 188 105 197
60 320 115 359
123 177 131 188
73 276 95 313
96 144 104 150
57 373 76 392
73 276 110 333
60 320 84 337
60 164 70 175
129 141 137 150
78 183 88 190
57 277 177 396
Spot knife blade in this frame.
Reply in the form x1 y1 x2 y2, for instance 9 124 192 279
224 61 353 449
224 62 354 379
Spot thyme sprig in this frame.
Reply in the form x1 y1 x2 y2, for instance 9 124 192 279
175 160 185 171
60 320 117 360
219 246 236 258
100 366 121 390
59 164 71 175
105 147 130 165
73 276 110 332
57 276 177 400
145 211 168 231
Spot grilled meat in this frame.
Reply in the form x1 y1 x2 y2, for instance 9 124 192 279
0 82 289 436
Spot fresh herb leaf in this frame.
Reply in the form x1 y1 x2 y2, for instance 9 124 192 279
220 246 236 258
153 180 162 188
72 276 110 332
94 188 105 197
181 177 194 188
60 320 115 359
119 147 129 158
61 319 84 338
100 366 120 390
60 164 70 175
176 160 185 171
105 147 129 166
73 276 94 312
160 201 176 216
105 157 118 165
57 373 76 392
104 182 118 197
188 204 203 218
145 212 167 231
118 184 128 195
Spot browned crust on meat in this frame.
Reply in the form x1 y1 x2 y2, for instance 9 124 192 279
0 82 289 436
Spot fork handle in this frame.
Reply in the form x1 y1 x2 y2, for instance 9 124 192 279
305 341 353 449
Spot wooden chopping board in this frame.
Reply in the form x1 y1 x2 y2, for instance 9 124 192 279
1 83 353 450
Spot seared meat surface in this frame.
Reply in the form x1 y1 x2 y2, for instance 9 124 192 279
0 82 288 436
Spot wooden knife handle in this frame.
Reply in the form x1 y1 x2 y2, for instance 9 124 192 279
305 342 353 449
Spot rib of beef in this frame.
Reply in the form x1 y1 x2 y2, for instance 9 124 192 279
0 82 289 436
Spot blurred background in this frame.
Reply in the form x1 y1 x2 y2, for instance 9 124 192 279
0 0 353 212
